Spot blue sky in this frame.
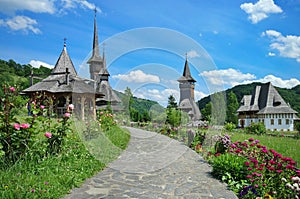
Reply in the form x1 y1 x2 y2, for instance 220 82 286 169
0 0 299 106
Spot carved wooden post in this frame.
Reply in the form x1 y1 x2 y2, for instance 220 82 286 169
80 96 85 120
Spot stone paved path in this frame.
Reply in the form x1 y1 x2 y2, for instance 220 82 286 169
64 127 238 199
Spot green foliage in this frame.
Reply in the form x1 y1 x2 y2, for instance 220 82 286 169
116 88 158 122
224 122 236 132
201 102 212 122
245 122 266 135
97 110 116 132
167 95 177 109
226 91 239 125
0 59 51 95
211 153 248 183
166 108 181 127
0 85 130 198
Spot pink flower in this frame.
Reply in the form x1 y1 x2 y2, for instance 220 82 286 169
100 111 103 115
68 104 74 110
277 170 283 173
245 162 250 166
248 138 254 142
13 123 20 130
64 112 71 118
44 132 52 138
40 105 45 109
9 87 15 92
20 123 30 129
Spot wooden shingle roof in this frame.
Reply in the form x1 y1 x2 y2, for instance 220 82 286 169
237 82 297 114
178 57 196 83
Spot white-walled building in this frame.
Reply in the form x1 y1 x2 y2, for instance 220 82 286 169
237 82 298 131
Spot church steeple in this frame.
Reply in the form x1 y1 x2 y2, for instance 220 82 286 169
88 8 103 80
178 55 196 83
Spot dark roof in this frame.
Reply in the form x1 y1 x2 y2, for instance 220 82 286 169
23 44 102 96
178 58 196 82
52 44 77 76
237 82 297 114
97 81 121 103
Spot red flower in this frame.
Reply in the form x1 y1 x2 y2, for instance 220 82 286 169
13 123 20 130
276 170 283 173
20 123 30 129
245 161 250 166
44 132 52 138
9 87 15 92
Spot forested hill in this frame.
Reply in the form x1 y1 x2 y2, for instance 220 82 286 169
198 82 300 114
0 59 52 94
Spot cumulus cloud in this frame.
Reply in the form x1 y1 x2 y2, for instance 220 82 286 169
240 0 282 24
112 70 160 83
29 60 54 69
61 0 101 12
0 16 41 34
242 75 300 89
187 50 200 58
134 88 179 107
200 68 299 89
200 68 256 87
262 30 300 62
194 90 208 101
0 0 99 33
0 0 55 15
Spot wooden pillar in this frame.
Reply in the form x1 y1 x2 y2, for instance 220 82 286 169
81 96 85 120
93 97 96 120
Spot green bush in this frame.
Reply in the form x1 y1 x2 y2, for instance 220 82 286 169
211 153 248 183
224 122 236 132
245 122 266 135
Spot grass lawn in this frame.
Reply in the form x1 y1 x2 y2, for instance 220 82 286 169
0 121 130 199
230 132 300 165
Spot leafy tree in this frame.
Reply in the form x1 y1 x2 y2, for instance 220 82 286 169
201 102 212 122
226 91 239 125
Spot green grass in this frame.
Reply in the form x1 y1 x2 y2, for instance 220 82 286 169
0 121 130 199
230 132 300 165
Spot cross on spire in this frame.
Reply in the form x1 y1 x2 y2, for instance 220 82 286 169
64 38 67 47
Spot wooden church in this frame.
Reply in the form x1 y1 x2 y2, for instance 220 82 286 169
22 10 121 119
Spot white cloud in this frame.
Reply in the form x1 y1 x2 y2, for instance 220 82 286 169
0 0 55 15
29 60 54 69
242 75 300 89
112 70 160 83
268 52 276 56
200 68 299 89
187 50 200 58
61 0 101 12
134 88 179 107
263 30 300 62
240 0 282 24
200 68 256 87
195 90 208 101
0 16 41 34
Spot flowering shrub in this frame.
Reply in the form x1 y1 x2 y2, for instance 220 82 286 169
0 85 38 162
214 134 232 154
97 110 116 132
228 138 299 198
44 108 73 155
